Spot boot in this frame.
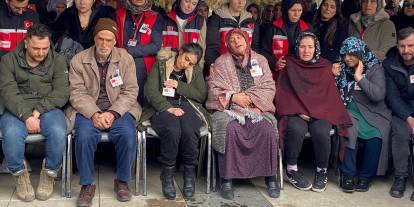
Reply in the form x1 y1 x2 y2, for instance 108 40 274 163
183 165 196 198
265 176 280 198
160 166 176 200
12 165 35 202
220 179 234 200
389 176 407 198
36 161 57 200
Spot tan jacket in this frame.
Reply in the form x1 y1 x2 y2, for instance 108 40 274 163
349 9 396 61
65 46 141 131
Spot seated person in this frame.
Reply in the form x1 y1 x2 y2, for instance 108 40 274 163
140 43 208 200
275 32 352 192
0 24 68 202
66 18 141 206
206 29 279 200
333 37 391 193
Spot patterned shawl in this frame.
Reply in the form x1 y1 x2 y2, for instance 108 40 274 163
336 36 380 105
206 51 276 125
294 32 321 64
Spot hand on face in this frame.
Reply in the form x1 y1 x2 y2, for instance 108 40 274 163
354 60 364 82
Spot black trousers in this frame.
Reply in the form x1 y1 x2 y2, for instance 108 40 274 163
285 115 332 168
151 101 202 167
391 116 411 177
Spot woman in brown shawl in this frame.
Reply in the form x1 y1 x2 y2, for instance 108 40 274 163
275 32 352 192
206 29 279 200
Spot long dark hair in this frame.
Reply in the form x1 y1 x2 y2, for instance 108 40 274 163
312 0 344 46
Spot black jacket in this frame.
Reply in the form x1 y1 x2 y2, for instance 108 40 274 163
390 11 414 32
384 48 414 120
314 19 348 62
51 5 115 49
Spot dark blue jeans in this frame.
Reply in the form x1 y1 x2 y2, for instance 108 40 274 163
341 138 382 181
0 109 67 173
74 113 137 185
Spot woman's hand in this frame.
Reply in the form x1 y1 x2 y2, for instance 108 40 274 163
332 63 341 77
232 93 252 108
164 79 178 88
299 114 311 122
167 107 185 116
276 57 286 71
354 60 364 82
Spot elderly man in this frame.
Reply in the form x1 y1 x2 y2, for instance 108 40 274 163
66 18 140 207
384 27 414 201
0 0 40 57
0 23 69 202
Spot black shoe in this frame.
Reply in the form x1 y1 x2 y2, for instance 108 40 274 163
312 169 328 192
410 191 414 201
220 179 234 200
389 176 407 198
265 176 280 198
340 174 355 193
183 165 196 198
355 179 370 192
286 170 312 191
160 166 176 200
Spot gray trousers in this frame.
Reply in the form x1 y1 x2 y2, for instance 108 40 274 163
391 116 411 177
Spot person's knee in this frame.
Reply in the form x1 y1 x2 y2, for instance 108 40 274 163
117 127 137 148
286 118 307 137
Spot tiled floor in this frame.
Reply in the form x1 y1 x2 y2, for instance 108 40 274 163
0 154 413 207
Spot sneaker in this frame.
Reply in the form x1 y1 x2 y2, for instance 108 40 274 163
389 176 407 198
312 169 328 192
355 179 370 192
265 176 280 198
340 174 355 193
286 170 312 191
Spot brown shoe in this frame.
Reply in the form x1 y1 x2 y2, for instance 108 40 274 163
77 184 96 207
12 167 35 202
114 179 131 202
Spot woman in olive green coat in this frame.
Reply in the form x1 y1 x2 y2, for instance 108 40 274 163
140 43 209 200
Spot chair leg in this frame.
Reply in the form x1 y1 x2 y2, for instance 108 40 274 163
135 131 141 196
198 134 206 176
212 149 217 192
61 136 67 197
278 148 284 190
206 132 211 194
143 131 147 196
66 134 72 198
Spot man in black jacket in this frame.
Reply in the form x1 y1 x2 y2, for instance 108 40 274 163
384 27 414 201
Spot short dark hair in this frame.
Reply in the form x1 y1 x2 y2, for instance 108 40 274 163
397 27 414 41
26 24 51 41
180 43 203 65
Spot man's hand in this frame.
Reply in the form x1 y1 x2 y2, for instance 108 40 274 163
32 109 40 119
25 116 40 133
167 107 185 117
100 112 115 129
406 116 414 135
232 93 252 108
92 112 106 130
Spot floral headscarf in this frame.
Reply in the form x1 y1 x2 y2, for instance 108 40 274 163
336 36 380 105
294 32 321 64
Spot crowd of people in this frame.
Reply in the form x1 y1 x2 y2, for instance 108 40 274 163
0 0 413 206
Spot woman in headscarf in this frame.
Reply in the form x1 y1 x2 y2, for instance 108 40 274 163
51 0 115 49
348 0 396 61
390 0 414 32
115 0 163 104
276 32 352 192
140 43 208 200
161 0 206 67
312 0 348 62
259 0 311 80
333 37 391 193
206 29 279 200
204 0 259 76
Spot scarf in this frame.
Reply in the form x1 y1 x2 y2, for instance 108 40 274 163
336 36 380 105
125 0 153 15
174 0 200 19
294 32 321 63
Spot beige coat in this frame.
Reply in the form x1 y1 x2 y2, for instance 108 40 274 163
349 9 396 61
65 46 141 131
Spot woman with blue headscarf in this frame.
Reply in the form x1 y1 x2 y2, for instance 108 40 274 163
334 37 391 193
